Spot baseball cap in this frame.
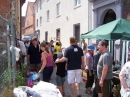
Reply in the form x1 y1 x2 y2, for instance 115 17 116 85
32 36 37 41
87 44 95 51
57 52 63 58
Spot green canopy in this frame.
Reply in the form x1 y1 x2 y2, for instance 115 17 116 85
81 18 130 40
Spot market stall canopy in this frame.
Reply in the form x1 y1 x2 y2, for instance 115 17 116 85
81 18 130 40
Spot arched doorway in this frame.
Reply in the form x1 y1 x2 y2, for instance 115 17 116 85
103 9 118 61
103 9 116 24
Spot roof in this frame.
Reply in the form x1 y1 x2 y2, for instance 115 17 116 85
34 0 39 4
28 2 35 14
24 2 35 25
21 0 26 6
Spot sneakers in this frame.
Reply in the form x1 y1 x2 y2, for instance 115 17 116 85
62 92 65 96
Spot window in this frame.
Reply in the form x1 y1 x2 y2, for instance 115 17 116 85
36 3 38 12
27 20 29 25
57 3 60 16
74 23 80 42
47 10 50 21
40 17 42 26
45 31 48 41
75 0 81 6
40 0 42 9
37 19 38 27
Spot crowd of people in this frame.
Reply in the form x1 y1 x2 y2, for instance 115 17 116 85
12 36 130 97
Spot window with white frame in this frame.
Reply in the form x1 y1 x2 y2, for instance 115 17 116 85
27 20 29 25
47 10 50 21
57 3 60 16
40 0 42 9
37 19 38 27
36 3 38 12
75 0 81 6
40 17 42 26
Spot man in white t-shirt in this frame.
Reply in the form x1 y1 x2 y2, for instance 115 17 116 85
10 46 21 71
17 40 26 64
25 39 31 49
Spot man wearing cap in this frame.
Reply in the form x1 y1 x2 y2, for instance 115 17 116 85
85 44 95 94
27 37 42 71
56 36 84 97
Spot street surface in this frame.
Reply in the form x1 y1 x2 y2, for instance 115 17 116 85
50 70 92 97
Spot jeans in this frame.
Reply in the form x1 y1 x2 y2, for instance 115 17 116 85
43 66 53 82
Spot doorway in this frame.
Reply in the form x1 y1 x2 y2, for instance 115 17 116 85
45 31 48 42
103 9 116 24
74 23 80 43
103 9 117 61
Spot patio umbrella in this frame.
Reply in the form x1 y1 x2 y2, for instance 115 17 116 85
81 18 130 40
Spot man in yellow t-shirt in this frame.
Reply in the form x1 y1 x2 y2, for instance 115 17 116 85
53 42 61 62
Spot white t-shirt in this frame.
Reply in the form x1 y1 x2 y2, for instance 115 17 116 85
85 53 93 70
10 46 21 61
120 62 130 96
18 41 26 55
25 42 30 48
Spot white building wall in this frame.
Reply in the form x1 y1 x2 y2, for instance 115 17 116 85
35 0 89 48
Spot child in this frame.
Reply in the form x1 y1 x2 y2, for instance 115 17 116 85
55 52 66 96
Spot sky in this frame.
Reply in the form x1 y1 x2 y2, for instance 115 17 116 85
22 0 36 16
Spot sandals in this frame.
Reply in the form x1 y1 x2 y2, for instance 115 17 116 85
68 95 82 97
77 95 81 97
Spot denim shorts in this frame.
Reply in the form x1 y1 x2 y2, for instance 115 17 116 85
56 75 65 86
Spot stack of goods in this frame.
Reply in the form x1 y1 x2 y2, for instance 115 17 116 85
13 81 62 97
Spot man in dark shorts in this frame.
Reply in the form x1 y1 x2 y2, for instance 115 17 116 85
56 36 84 97
93 49 101 97
27 37 42 71
96 40 113 97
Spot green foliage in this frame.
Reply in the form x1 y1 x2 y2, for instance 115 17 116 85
3 69 10 85
15 64 27 87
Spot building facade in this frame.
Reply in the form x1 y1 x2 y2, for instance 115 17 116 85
89 0 130 61
23 2 35 37
35 0 89 47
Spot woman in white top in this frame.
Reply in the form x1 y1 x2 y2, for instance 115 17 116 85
85 44 95 94
119 62 130 97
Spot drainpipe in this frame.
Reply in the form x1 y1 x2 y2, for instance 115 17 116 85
88 1 93 44
20 0 22 40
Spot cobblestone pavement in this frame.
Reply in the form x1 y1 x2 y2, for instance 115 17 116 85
50 70 93 97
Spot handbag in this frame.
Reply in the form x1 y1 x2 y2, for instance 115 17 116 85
82 70 87 83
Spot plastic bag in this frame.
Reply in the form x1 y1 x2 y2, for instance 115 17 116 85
27 73 40 87
31 73 40 80
13 86 30 97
